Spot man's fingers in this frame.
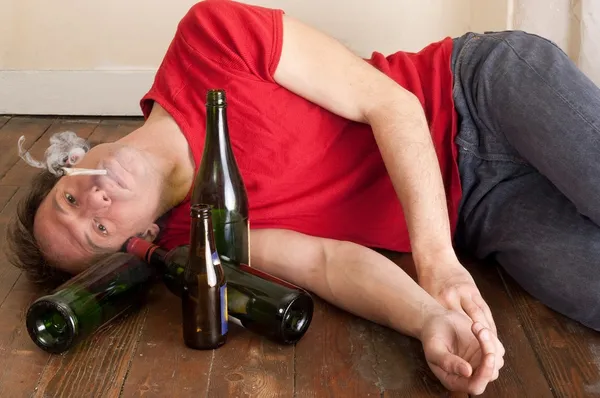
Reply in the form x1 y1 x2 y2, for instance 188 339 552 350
473 294 498 335
463 296 504 378
427 340 473 377
467 324 496 395
462 297 490 329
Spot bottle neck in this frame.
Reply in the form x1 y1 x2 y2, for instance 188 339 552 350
188 213 218 268
124 237 169 269
205 105 234 162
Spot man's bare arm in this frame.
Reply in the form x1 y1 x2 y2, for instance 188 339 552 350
273 15 457 271
250 228 444 339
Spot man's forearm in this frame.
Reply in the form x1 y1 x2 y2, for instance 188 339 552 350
250 229 446 339
314 239 445 339
365 92 458 275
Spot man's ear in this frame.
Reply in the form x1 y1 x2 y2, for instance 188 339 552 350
139 223 160 242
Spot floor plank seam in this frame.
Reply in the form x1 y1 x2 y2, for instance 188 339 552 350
369 330 385 397
0 117 12 130
117 306 150 398
292 343 297 398
0 272 21 309
496 266 559 398
0 187 18 214
205 349 215 398
31 354 53 397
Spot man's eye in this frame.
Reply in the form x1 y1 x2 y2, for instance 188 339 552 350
65 193 77 205
97 223 108 235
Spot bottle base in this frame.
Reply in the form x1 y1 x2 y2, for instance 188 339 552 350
183 335 227 350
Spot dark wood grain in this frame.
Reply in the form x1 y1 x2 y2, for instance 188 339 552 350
33 306 148 398
0 185 44 396
502 269 600 397
0 274 50 398
461 257 553 397
120 285 213 397
207 323 295 397
1 118 99 186
0 117 55 179
0 188 28 306
294 298 381 398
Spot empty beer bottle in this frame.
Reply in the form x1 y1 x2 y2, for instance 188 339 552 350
182 204 228 350
25 253 156 354
124 236 314 345
192 88 250 265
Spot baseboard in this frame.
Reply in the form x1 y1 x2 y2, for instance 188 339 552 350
0 70 158 116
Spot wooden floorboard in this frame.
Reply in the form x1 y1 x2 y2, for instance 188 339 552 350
502 270 600 397
120 286 213 397
206 322 295 397
1 115 600 397
462 257 553 397
33 308 148 398
0 274 51 398
0 116 55 180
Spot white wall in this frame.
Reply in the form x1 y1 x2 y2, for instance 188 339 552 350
0 0 508 116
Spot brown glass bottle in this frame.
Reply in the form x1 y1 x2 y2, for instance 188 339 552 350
182 204 228 350
191 89 250 265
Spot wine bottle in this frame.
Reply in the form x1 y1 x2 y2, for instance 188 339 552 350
25 253 157 354
124 237 314 345
182 204 228 350
192 88 250 265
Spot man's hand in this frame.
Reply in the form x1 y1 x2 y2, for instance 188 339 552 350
419 259 496 332
421 312 502 395
418 257 504 379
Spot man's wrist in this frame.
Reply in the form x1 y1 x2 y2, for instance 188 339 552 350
412 244 458 278
414 302 448 341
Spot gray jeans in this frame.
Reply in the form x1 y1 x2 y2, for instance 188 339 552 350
451 30 600 330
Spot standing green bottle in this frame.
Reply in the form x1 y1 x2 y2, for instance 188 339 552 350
192 88 250 265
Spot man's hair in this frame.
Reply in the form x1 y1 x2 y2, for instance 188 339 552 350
5 170 72 291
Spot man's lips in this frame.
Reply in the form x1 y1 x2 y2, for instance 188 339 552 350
98 159 131 191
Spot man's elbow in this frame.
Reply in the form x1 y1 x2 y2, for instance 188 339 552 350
362 86 422 125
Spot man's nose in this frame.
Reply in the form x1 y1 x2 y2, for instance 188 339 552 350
86 186 111 210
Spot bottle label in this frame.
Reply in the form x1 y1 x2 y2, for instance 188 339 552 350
220 283 228 335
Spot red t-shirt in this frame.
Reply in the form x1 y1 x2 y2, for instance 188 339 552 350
140 0 461 253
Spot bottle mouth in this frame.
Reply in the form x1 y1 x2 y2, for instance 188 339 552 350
280 294 314 344
26 299 77 354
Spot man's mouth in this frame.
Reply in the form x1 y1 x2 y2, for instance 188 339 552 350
98 159 131 191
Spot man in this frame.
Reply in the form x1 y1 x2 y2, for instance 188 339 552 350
7 0 600 394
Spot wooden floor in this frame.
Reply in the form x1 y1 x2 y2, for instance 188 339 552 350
0 115 600 397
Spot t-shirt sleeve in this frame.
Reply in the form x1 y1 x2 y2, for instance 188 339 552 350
177 0 284 82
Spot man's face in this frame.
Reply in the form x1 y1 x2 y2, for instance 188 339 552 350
34 142 163 274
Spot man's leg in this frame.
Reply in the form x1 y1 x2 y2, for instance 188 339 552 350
461 170 600 330
455 30 600 225
451 30 600 330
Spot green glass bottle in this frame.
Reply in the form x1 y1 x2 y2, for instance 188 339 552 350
124 237 314 345
181 204 228 349
191 88 250 265
25 253 157 354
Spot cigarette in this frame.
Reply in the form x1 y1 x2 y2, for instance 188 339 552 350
62 168 108 176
